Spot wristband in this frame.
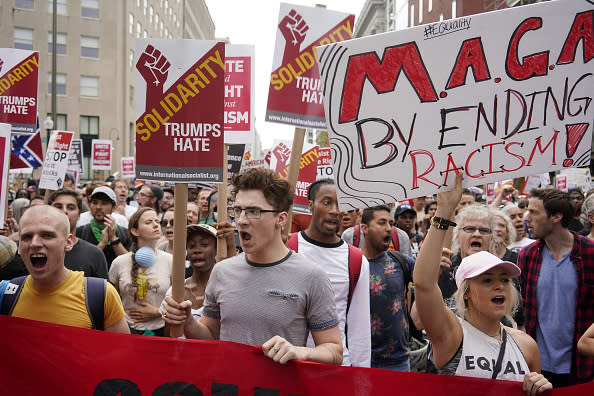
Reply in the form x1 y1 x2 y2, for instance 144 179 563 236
430 216 457 230
111 238 121 245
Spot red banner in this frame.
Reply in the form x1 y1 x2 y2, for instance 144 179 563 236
0 316 591 396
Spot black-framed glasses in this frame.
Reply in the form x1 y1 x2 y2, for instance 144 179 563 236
462 226 492 235
231 207 279 219
160 219 174 227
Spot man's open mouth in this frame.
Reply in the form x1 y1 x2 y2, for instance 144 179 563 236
30 254 47 268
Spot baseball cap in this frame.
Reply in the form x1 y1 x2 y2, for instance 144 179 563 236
91 186 117 204
455 251 521 288
187 224 217 239
395 203 415 216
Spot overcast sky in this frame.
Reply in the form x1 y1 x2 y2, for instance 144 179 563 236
205 0 366 151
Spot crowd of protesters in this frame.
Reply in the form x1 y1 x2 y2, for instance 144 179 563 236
1 169 594 393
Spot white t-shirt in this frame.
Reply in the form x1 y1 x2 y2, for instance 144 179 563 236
295 231 371 367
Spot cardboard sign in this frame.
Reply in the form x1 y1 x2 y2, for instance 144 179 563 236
6 316 592 396
292 146 319 214
226 144 245 178
91 139 112 170
317 1 594 209
66 168 79 187
317 146 334 179
224 45 254 143
135 39 225 183
0 123 11 225
266 3 355 128
0 49 39 134
39 130 74 190
486 183 495 204
556 174 568 191
121 156 135 179
67 138 84 174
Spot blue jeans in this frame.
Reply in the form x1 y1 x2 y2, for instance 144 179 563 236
372 358 410 372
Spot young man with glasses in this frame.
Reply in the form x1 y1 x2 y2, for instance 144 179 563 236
161 168 343 365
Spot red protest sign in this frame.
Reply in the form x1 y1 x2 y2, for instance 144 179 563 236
121 156 135 178
224 45 254 144
266 4 354 129
135 40 225 183
91 139 112 170
0 49 39 134
5 316 592 396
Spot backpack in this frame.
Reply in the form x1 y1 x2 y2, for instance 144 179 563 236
0 276 106 330
353 224 400 252
287 232 362 314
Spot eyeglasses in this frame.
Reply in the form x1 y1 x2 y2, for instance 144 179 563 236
160 219 174 227
231 207 279 219
140 192 154 199
462 226 492 235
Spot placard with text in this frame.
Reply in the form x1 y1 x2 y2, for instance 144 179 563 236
224 45 254 144
266 3 354 129
39 130 74 190
91 139 112 171
135 39 225 183
317 0 594 209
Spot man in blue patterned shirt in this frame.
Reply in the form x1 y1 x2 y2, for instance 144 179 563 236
361 204 414 372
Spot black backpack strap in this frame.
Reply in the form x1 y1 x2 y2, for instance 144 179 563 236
85 277 106 330
0 276 28 315
387 251 412 285
492 329 508 379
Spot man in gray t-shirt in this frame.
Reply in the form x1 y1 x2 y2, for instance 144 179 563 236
162 168 343 365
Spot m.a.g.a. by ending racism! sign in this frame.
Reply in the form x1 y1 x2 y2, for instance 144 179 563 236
318 0 594 209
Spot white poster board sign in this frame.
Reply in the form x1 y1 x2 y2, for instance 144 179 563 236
121 156 135 179
318 0 594 209
224 45 255 144
91 139 112 170
39 130 74 190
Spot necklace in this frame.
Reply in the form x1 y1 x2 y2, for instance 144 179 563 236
185 280 205 308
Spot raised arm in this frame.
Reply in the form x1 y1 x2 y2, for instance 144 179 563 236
412 173 464 369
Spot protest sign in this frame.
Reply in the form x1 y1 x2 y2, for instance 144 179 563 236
10 115 43 170
91 139 112 170
0 49 39 134
224 45 254 144
68 138 84 174
317 0 594 209
556 174 568 191
226 143 245 178
135 39 225 183
317 146 333 179
266 3 354 128
486 183 495 205
121 156 135 179
39 130 74 190
0 124 10 222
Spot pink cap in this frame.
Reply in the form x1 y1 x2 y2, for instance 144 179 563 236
455 251 521 288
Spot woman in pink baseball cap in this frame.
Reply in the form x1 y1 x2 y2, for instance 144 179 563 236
414 173 552 395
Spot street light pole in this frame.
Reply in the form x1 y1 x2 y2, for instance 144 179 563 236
51 0 57 142
43 116 54 148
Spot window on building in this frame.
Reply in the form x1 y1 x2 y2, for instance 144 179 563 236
155 13 159 29
48 0 67 15
419 0 423 23
429 0 433 13
81 0 99 18
143 30 148 38
15 0 34 10
136 22 142 38
81 36 99 58
48 32 67 54
129 13 134 34
129 85 134 107
165 27 168 37
143 0 147 15
410 4 415 27
48 73 66 95
129 49 134 71
14 28 33 50
80 115 99 180
159 21 163 36
80 76 99 97
452 0 457 18
149 6 153 23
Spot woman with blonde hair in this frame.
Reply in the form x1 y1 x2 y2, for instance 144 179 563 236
109 207 172 336
414 174 552 395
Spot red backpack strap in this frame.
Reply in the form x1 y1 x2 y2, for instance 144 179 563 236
286 232 299 252
346 244 363 313
392 226 400 251
352 225 360 247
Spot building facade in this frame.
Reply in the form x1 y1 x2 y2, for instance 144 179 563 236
0 0 214 180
